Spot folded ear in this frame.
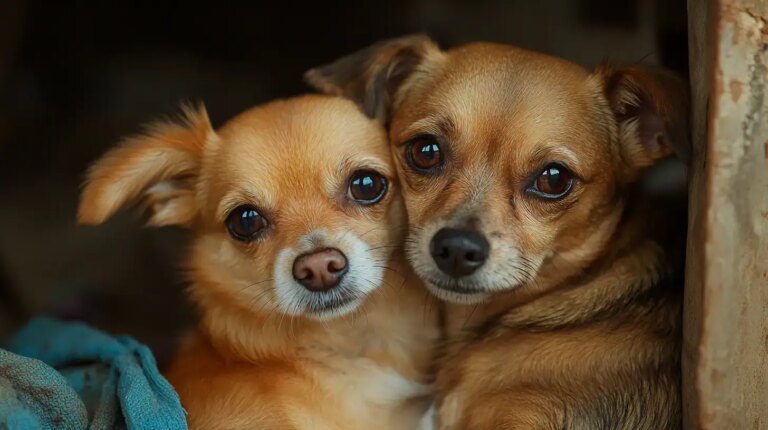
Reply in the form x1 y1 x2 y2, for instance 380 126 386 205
304 34 439 122
596 64 690 170
78 104 214 227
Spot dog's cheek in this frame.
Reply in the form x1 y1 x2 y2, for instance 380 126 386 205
406 220 442 270
233 243 278 289
384 193 407 244
403 202 428 231
497 211 548 256
555 185 619 249
191 235 279 308
400 188 433 226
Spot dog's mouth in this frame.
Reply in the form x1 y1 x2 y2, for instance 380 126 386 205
303 288 362 318
428 279 483 294
421 277 491 304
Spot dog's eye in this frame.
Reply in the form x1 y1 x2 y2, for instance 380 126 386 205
226 205 268 241
406 135 443 173
528 163 574 199
348 170 388 205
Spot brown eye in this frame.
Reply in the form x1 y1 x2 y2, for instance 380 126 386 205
529 163 574 199
406 135 443 173
226 205 268 241
348 170 388 205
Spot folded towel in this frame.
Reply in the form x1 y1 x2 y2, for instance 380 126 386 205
0 317 186 430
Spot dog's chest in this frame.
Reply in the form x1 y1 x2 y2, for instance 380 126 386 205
318 357 431 428
331 357 429 403
303 322 433 427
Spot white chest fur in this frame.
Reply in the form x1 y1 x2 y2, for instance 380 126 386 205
316 357 432 429
328 358 431 407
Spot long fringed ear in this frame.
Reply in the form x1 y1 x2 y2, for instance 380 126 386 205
304 34 439 123
596 64 690 170
78 104 214 227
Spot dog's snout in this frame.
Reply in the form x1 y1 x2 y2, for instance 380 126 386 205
292 248 348 292
430 228 489 278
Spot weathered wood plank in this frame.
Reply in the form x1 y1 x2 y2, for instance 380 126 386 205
685 0 768 428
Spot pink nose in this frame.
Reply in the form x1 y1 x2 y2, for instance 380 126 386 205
292 248 348 292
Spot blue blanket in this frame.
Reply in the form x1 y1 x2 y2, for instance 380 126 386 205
0 317 186 430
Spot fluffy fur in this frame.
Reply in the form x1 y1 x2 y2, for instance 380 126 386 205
78 95 440 429
307 36 688 429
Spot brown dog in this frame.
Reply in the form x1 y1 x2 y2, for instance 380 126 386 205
307 36 688 429
78 95 440 429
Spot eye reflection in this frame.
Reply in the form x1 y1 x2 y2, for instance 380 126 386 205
226 205 268 241
527 163 574 200
348 170 388 205
406 134 443 173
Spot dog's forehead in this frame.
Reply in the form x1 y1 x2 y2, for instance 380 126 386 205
437 46 593 120
207 96 390 199
398 44 606 160
440 43 591 89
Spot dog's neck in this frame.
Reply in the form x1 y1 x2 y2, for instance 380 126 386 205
190 254 438 378
445 193 683 337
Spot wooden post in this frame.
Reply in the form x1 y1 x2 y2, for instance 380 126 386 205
684 0 768 428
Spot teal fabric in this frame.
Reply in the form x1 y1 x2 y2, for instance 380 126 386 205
0 317 186 430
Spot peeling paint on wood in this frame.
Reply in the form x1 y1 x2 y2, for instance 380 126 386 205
684 0 768 429
729 79 744 102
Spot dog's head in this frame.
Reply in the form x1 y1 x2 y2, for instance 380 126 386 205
307 36 688 304
79 95 402 320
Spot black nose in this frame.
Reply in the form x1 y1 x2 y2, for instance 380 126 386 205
430 228 490 278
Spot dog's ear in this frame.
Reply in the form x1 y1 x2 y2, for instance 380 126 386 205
305 35 439 122
596 64 690 170
78 104 214 227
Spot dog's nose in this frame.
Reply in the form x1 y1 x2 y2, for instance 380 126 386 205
292 248 348 292
430 228 489 277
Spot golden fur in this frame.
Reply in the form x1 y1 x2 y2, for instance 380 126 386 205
78 95 440 429
307 36 688 429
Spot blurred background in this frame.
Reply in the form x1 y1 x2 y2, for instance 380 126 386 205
0 0 687 365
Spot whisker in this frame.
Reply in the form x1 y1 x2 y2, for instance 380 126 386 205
463 304 479 328
366 244 399 252
359 226 383 239
238 277 274 293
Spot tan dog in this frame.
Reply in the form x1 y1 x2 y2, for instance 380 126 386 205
78 95 440 429
307 36 688 429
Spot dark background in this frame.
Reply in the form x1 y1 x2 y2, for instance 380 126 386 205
0 0 687 365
